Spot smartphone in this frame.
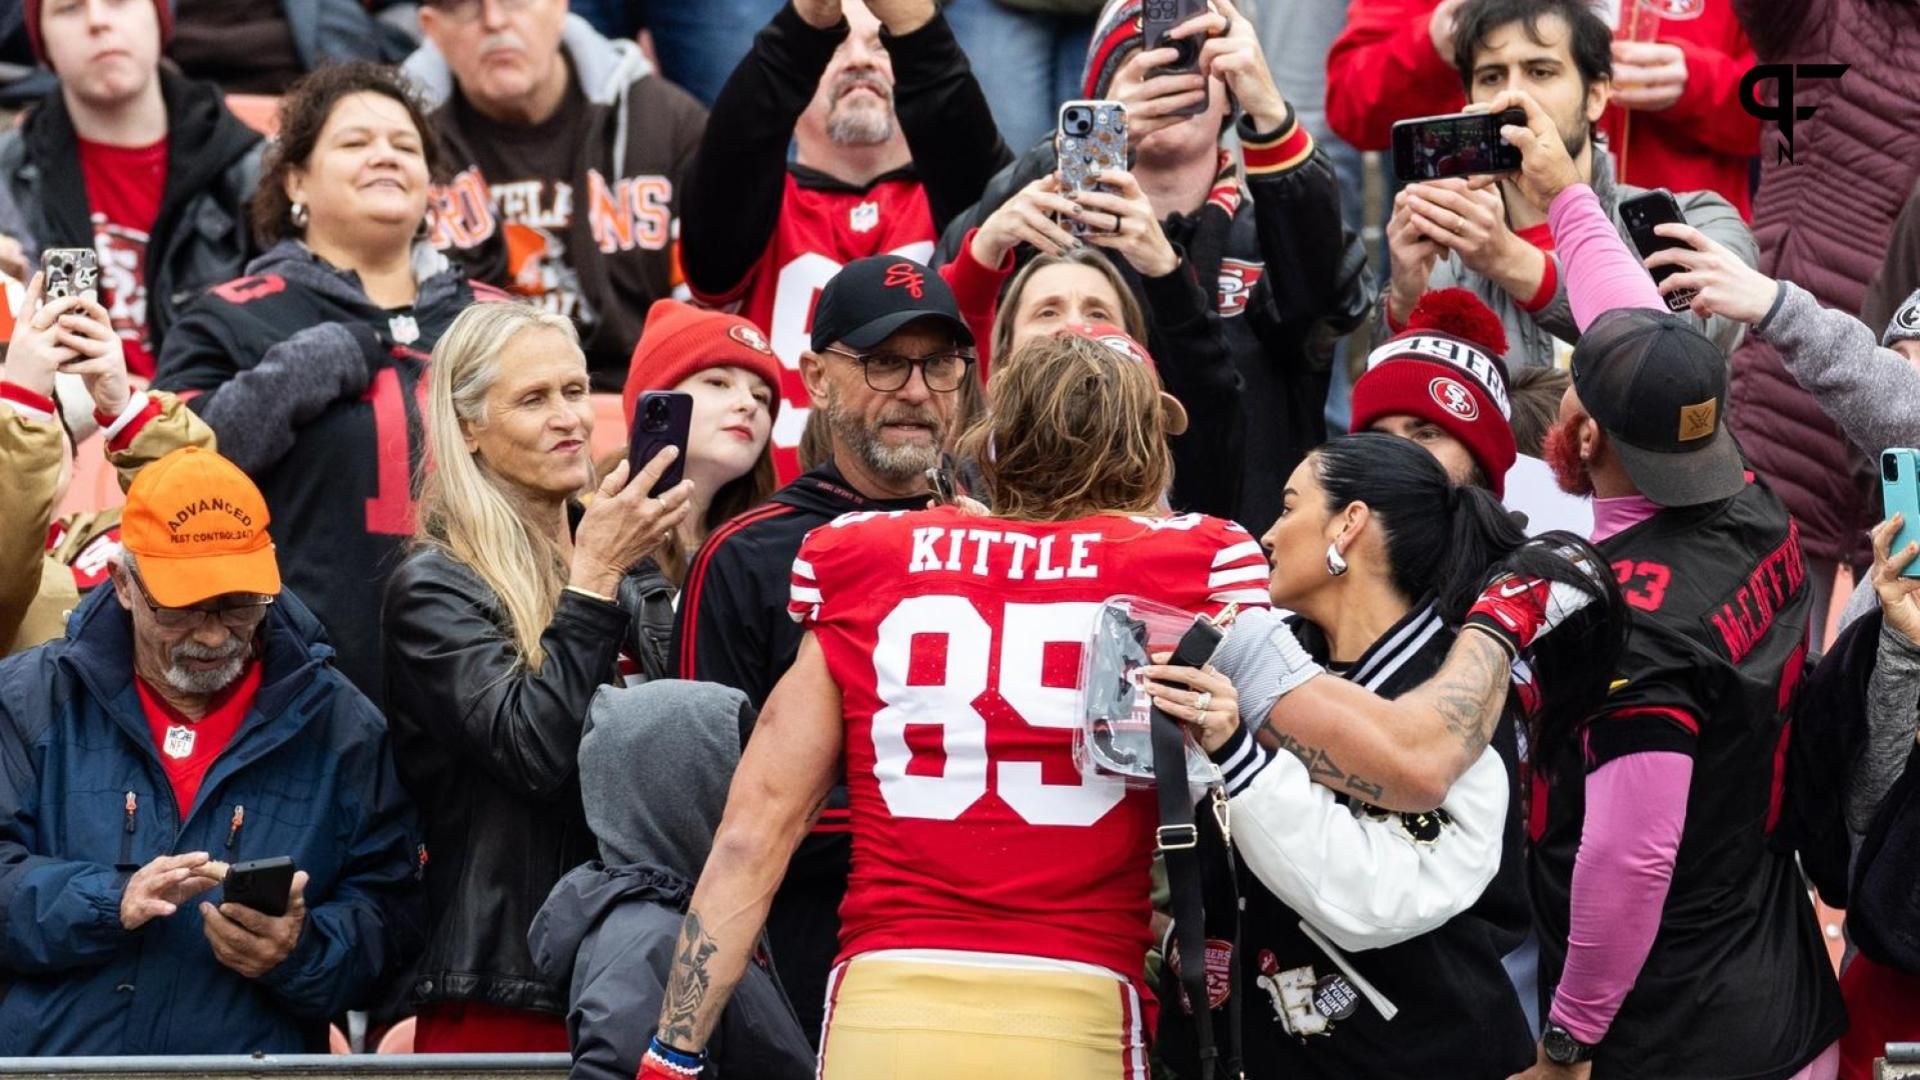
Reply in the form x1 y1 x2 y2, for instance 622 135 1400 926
1882 450 1920 578
223 856 295 917
1619 189 1697 314
926 460 959 505
1142 0 1211 118
1391 109 1527 183
1056 100 1129 237
630 390 692 498
42 247 99 303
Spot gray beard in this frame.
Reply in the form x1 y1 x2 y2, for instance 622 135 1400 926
163 640 248 695
827 103 894 146
826 395 940 484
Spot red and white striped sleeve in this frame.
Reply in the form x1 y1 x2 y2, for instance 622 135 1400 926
1205 523 1273 612
787 550 822 627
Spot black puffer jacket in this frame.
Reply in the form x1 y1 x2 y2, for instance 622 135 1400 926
380 545 673 1015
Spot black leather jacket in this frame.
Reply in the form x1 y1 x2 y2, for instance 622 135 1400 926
380 542 673 1014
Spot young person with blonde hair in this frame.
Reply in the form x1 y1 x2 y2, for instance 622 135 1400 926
380 300 692 1052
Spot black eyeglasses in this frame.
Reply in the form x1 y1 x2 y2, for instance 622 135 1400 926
125 562 275 632
823 347 975 393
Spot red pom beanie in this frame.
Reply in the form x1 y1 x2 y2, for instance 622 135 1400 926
623 299 784 429
1350 288 1517 498
26 0 174 71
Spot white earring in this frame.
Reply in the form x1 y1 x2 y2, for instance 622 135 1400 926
289 201 309 229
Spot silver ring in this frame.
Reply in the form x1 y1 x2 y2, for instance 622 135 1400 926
1195 691 1213 714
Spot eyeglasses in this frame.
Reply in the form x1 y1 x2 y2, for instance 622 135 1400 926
823 347 975 393
428 0 539 22
125 562 275 632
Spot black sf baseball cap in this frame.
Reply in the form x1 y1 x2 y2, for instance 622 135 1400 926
1571 308 1745 507
809 255 975 353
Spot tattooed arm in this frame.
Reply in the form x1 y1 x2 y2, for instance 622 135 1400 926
653 635 842 1052
1261 628 1514 814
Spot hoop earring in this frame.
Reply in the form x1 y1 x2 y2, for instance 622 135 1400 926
289 201 309 229
1325 542 1349 577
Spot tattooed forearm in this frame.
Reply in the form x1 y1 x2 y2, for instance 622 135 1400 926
1270 728 1387 804
658 910 720 1049
1426 630 1510 773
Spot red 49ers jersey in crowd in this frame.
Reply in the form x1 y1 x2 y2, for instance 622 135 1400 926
691 171 935 478
788 506 1271 979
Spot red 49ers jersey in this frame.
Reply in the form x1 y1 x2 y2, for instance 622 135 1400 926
788 506 1271 979
691 172 935 479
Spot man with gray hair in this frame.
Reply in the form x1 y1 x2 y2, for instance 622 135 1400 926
680 0 1008 475
0 446 421 1054
529 680 813 1080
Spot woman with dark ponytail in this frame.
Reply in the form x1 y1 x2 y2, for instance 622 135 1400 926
1149 432 1627 1080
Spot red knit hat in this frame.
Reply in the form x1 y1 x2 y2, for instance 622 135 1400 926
25 0 174 71
1350 289 1517 498
623 299 784 429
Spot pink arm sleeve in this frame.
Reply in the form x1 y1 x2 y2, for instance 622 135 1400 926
1547 749 1694 1045
1546 183 1666 332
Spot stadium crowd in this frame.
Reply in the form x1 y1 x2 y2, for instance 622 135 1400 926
2 0 1920 1077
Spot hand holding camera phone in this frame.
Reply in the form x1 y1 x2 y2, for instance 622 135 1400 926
1142 0 1213 119
630 391 693 498
1391 109 1528 183
1620 190 1698 314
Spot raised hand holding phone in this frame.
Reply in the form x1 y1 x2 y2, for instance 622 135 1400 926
4 272 85 397
570 444 694 597
1483 89 1583 213
1638 221 1778 324
1871 509 1920 647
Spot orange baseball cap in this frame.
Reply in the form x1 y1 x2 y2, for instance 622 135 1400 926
121 447 281 607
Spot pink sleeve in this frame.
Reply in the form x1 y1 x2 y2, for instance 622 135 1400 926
1547 749 1693 1045
1546 183 1666 332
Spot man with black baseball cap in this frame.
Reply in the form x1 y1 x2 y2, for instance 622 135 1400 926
1527 312 1844 1078
670 252 971 1042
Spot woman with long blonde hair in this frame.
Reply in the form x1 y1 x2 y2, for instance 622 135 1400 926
381 300 692 1053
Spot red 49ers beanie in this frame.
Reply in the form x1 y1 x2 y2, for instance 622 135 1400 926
25 0 174 71
1350 288 1517 498
623 299 784 431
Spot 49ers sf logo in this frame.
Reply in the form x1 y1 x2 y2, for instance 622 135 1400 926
1217 258 1264 318
1429 376 1479 421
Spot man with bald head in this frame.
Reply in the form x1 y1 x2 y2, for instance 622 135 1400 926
680 0 1009 475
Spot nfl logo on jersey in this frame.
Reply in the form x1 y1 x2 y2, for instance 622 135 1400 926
850 201 881 234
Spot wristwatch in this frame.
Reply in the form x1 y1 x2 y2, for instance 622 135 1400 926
1541 1022 1598 1065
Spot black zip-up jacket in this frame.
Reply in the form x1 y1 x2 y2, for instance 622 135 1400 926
154 242 488 708
671 461 930 1042
379 544 673 1015
679 3 1011 300
0 70 262 353
936 125 1374 538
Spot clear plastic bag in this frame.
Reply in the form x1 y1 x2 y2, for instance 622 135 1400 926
1075 595 1218 788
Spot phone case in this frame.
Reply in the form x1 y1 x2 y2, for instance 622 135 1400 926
223 856 296 917
1619 189 1697 314
630 391 693 498
1141 0 1210 117
1057 100 1129 237
1882 450 1920 579
42 248 99 302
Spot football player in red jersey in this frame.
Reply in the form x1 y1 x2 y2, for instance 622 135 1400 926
644 330 1268 1078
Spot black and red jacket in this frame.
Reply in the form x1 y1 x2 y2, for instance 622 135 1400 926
154 241 501 707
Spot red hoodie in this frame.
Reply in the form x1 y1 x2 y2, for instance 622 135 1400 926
1325 0 1757 217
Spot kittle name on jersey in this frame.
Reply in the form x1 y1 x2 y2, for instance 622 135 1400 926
907 525 1102 580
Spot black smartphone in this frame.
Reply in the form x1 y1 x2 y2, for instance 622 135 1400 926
630 390 692 498
1619 189 1697 314
926 460 959 505
42 247 99 303
1142 0 1211 118
1391 109 1527 183
223 856 295 917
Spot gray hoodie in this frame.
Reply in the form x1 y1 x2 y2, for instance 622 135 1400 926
528 680 813 1080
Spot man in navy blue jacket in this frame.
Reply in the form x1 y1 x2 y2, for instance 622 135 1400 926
0 446 422 1055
